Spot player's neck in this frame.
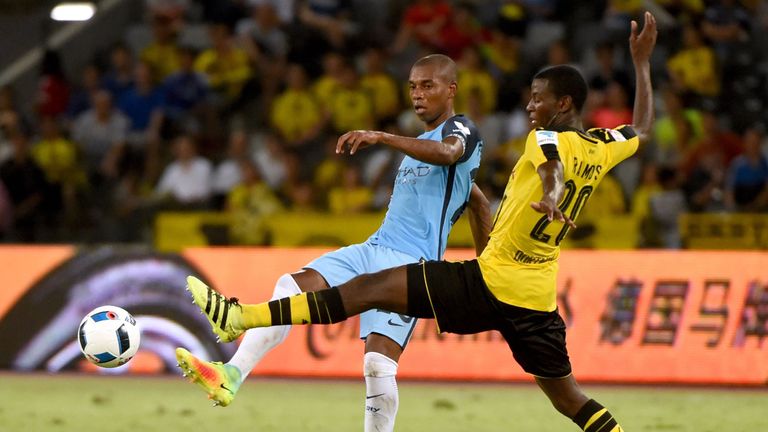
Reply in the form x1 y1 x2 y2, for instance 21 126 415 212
424 109 455 131
549 112 583 132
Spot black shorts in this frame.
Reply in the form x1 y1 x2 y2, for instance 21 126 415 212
406 259 572 379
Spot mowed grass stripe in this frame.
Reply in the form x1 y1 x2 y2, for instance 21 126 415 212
1 374 766 432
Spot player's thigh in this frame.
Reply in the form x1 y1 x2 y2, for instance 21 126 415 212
406 259 498 334
358 246 421 348
500 308 572 379
303 243 372 287
360 309 417 351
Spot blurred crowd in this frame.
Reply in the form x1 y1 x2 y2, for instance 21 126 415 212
0 0 767 248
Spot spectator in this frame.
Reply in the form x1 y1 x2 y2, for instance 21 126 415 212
652 88 703 165
36 50 70 119
212 130 251 208
482 28 527 112
456 47 497 117
253 131 289 191
67 62 103 119
297 0 356 49
32 117 83 189
683 110 742 176
140 13 182 81
102 43 135 101
194 23 254 110
360 47 401 125
227 159 283 245
155 134 213 208
247 0 294 25
118 61 166 148
162 46 211 134
71 90 130 178
588 80 633 129
31 117 84 232
440 1 489 59
0 109 23 165
701 0 751 60
391 0 453 54
328 164 372 214
270 63 324 149
725 126 768 211
237 2 289 59
237 1 289 100
648 166 687 248
312 51 344 107
327 64 375 134
667 23 720 103
0 129 47 241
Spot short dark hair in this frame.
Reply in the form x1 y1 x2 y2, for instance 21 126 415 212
413 54 457 83
533 65 588 112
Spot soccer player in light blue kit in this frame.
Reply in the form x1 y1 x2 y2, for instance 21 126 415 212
176 54 491 432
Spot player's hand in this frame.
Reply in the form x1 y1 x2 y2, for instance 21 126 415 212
336 130 383 155
530 200 577 229
629 11 657 64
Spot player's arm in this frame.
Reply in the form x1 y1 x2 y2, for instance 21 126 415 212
531 160 576 228
467 183 491 255
336 130 463 166
629 11 658 146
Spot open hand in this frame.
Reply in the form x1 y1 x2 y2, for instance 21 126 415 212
336 130 383 155
530 200 577 229
630 11 657 64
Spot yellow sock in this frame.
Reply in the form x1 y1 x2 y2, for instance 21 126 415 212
573 399 623 432
240 289 347 328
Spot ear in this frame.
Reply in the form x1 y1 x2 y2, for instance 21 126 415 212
558 95 573 113
448 81 457 99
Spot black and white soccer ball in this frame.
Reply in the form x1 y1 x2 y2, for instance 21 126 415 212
78 306 141 368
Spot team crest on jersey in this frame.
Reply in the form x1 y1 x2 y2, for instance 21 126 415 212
453 121 470 137
535 130 558 146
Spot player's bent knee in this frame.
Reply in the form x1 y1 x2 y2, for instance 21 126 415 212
363 352 398 377
271 274 302 300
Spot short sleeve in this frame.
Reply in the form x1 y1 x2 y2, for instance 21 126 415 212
603 125 640 168
442 115 480 163
523 128 561 168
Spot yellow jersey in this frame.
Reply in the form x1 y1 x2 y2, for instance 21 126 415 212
477 125 639 311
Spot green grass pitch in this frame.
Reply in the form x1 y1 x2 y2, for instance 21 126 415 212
2 373 766 431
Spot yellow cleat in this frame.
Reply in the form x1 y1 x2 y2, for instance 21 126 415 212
175 347 242 407
186 276 245 343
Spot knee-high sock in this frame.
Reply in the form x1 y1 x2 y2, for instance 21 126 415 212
573 399 624 432
363 352 399 432
227 274 301 382
241 287 347 327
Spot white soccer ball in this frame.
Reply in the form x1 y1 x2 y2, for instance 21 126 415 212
78 305 141 368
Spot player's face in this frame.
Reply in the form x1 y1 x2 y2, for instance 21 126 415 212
409 65 454 125
527 78 559 128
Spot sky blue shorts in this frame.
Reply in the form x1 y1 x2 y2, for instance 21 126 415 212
304 242 420 348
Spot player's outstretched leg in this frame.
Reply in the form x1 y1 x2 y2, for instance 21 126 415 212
536 375 625 431
176 347 242 407
186 276 246 342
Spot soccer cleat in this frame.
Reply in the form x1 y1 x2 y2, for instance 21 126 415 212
186 276 245 342
175 347 242 407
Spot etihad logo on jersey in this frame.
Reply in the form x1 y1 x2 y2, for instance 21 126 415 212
396 165 431 185
535 130 558 146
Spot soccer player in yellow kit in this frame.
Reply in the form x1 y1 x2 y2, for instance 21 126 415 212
184 12 657 432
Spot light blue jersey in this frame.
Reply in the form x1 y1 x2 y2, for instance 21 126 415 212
369 115 483 260
305 114 483 347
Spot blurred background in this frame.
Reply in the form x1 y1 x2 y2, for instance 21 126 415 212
1 1 768 431
0 0 765 250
